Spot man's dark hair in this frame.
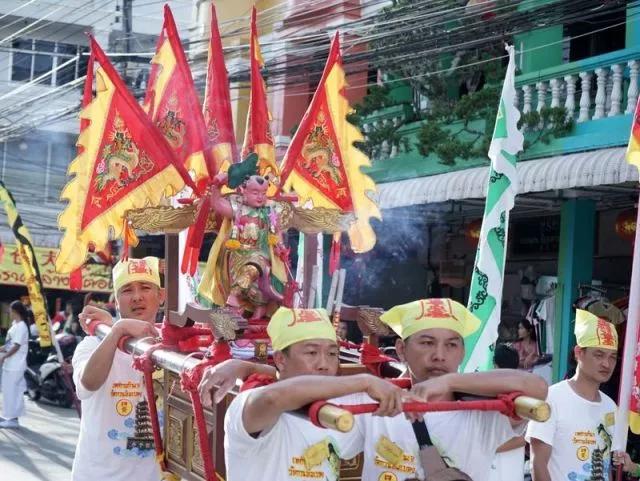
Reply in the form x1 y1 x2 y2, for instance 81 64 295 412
494 343 519 369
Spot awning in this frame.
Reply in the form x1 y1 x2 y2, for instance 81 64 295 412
376 147 638 209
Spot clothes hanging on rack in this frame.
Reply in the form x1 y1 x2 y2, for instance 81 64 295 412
525 295 556 356
575 294 626 326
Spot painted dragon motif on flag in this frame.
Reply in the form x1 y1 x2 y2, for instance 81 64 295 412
279 33 380 253
301 116 347 191
56 36 196 275
94 114 154 193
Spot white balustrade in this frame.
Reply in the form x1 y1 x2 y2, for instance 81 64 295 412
593 68 607 119
522 84 533 114
578 72 592 122
550 78 562 108
627 60 639 114
517 55 640 124
380 140 390 159
369 52 640 161
564 75 577 120
605 70 613 113
608 64 623 117
536 81 548 113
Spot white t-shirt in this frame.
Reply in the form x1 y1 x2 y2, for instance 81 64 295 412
29 323 39 338
488 446 525 481
349 393 515 481
488 422 526 481
526 380 616 481
71 336 160 481
224 388 364 481
3 320 29 371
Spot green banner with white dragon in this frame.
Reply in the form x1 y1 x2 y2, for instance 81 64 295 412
462 45 524 373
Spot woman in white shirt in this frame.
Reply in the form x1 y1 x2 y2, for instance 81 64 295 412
0 300 31 428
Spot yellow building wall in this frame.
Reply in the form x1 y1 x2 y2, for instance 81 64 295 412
197 0 280 152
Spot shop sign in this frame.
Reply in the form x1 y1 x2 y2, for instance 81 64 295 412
0 244 111 292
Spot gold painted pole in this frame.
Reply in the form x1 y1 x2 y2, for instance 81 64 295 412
315 403 354 433
513 395 551 422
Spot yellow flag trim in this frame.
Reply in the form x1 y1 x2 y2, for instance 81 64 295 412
56 68 186 274
282 62 381 253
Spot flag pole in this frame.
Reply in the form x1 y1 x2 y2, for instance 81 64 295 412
612 202 640 454
613 98 640 469
462 44 523 373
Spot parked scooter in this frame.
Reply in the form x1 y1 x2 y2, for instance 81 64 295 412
24 331 78 408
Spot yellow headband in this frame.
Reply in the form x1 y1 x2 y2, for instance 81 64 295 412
113 257 161 293
575 309 618 350
380 298 481 340
267 307 337 351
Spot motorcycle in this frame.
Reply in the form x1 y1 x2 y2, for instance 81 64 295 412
24 331 78 408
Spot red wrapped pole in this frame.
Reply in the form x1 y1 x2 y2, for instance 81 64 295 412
308 392 550 426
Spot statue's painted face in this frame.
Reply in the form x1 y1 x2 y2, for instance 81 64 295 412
241 175 269 207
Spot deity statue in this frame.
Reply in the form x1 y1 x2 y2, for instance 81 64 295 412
198 154 289 320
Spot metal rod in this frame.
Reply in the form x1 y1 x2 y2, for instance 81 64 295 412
95 323 202 374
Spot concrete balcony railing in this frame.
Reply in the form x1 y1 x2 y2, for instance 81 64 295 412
515 46 640 123
360 103 415 160
363 47 640 163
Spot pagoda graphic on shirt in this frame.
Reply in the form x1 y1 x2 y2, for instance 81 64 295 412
126 399 155 451
588 423 612 481
590 448 604 481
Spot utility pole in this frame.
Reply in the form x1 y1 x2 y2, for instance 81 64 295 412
122 0 132 84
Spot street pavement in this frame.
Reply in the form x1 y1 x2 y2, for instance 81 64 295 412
0 395 79 481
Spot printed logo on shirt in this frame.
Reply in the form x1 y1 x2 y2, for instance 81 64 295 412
109 398 156 458
576 446 590 461
604 412 615 427
116 399 133 416
112 381 141 417
111 381 142 399
572 431 596 446
568 423 612 481
106 380 160 460
288 437 341 479
378 473 398 481
374 436 416 474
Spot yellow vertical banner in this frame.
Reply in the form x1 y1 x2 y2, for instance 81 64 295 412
0 181 52 347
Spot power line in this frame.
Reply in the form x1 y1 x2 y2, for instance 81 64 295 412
0 0 637 232
0 0 637 142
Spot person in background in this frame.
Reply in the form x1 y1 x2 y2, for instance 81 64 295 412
0 300 31 428
613 451 640 478
489 343 527 481
494 343 519 370
514 319 539 370
65 315 84 338
26 309 38 338
336 320 349 341
526 310 618 481
51 302 68 331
